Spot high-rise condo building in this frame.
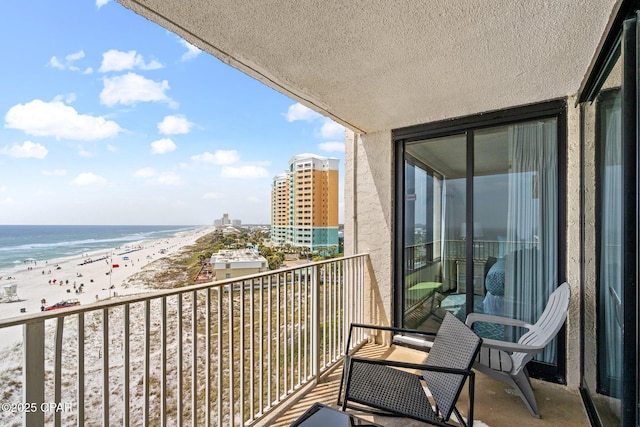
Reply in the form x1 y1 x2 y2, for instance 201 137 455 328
271 153 339 253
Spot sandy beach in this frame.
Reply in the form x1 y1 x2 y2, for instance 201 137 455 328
0 225 216 426
0 226 214 342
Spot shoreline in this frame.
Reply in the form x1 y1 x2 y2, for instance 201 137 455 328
0 226 214 337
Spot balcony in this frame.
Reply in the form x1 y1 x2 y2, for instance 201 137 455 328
272 344 589 427
0 253 587 426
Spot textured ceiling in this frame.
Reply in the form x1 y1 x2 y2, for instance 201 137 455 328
117 0 619 134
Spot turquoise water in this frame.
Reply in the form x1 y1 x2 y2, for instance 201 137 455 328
0 225 200 272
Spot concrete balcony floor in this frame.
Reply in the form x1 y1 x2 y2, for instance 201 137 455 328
273 343 588 427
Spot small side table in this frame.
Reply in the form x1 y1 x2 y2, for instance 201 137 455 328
290 402 382 426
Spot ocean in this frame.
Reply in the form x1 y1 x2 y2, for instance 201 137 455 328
0 225 200 272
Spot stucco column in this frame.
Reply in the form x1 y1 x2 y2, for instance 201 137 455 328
344 128 394 327
565 96 581 388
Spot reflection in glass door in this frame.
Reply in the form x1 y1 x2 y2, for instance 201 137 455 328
402 134 466 331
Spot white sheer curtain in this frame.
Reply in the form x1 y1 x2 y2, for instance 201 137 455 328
600 99 622 398
504 119 557 363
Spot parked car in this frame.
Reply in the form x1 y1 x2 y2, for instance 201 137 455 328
44 299 80 311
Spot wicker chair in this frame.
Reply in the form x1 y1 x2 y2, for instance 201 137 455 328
338 312 482 427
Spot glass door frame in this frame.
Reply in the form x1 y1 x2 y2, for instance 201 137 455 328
393 99 567 382
578 4 639 426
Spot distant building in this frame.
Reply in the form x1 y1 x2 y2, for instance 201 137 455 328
210 249 268 280
214 213 241 227
271 153 339 253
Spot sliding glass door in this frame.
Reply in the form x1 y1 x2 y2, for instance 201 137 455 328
579 12 636 426
396 102 565 377
475 121 559 363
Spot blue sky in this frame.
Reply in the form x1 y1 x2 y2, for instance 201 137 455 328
0 0 345 226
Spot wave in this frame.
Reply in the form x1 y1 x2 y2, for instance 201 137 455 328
0 225 201 271
0 226 196 254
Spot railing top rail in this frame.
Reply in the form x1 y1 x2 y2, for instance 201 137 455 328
0 253 370 328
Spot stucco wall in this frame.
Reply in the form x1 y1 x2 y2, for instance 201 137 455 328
344 129 394 327
565 96 581 388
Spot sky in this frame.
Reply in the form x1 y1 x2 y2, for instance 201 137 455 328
0 0 345 226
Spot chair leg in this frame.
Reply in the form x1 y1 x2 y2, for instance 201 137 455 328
512 369 540 418
336 356 350 406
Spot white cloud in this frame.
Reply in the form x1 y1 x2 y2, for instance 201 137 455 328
42 169 67 176
48 57 65 70
66 51 85 62
48 50 88 73
148 172 181 186
99 50 163 73
5 99 122 141
0 185 6 192
77 147 94 157
96 0 110 8
106 144 117 152
320 120 345 139
158 115 193 135
134 167 156 178
71 172 107 186
35 189 54 197
191 150 239 165
100 73 174 107
202 192 223 200
318 141 345 153
151 138 176 154
0 141 48 159
221 165 269 179
284 102 322 122
179 39 201 61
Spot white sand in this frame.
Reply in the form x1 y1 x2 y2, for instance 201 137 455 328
0 226 218 426
0 226 214 344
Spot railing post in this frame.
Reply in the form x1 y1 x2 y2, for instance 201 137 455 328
54 317 63 427
311 264 320 383
24 320 45 426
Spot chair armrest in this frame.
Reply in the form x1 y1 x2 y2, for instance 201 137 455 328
348 355 472 377
345 323 436 355
480 337 545 353
349 323 437 338
465 313 533 329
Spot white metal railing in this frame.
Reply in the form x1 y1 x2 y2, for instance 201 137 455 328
0 254 369 426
